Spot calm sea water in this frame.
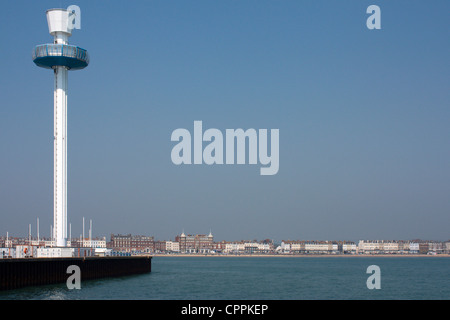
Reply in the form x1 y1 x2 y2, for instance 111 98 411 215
0 256 449 300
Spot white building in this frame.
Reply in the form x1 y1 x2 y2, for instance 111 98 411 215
279 241 305 253
13 245 33 258
341 242 357 254
81 238 106 248
223 241 273 254
0 248 15 259
44 240 55 247
445 242 450 254
409 242 419 254
71 237 107 248
279 240 354 254
34 247 74 258
304 241 338 254
279 241 292 253
224 242 244 253
358 240 420 254
166 241 180 253
358 240 383 254
93 248 112 256
383 241 399 254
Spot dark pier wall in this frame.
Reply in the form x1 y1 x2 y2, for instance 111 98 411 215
0 256 152 291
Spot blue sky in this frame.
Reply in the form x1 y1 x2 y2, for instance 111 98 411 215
1 0 449 242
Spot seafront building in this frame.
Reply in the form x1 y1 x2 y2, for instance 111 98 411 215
175 232 214 254
165 240 180 253
357 240 419 254
222 240 274 254
109 234 154 253
70 237 107 249
279 241 357 254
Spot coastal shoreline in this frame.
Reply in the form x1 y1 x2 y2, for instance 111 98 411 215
150 253 450 258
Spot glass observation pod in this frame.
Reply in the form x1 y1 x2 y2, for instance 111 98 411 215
32 44 89 70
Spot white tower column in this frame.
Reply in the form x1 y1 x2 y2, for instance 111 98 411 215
54 65 68 247
53 31 69 247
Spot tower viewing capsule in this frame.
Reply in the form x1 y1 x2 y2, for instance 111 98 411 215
32 8 89 247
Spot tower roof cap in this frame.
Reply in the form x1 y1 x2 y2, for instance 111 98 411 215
46 8 73 36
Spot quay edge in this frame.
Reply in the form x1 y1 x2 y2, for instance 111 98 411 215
0 256 152 291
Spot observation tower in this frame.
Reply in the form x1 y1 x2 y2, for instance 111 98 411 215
32 8 89 247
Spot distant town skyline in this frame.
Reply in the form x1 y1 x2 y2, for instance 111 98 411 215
1 1 449 243
1 226 448 244
2 231 449 258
